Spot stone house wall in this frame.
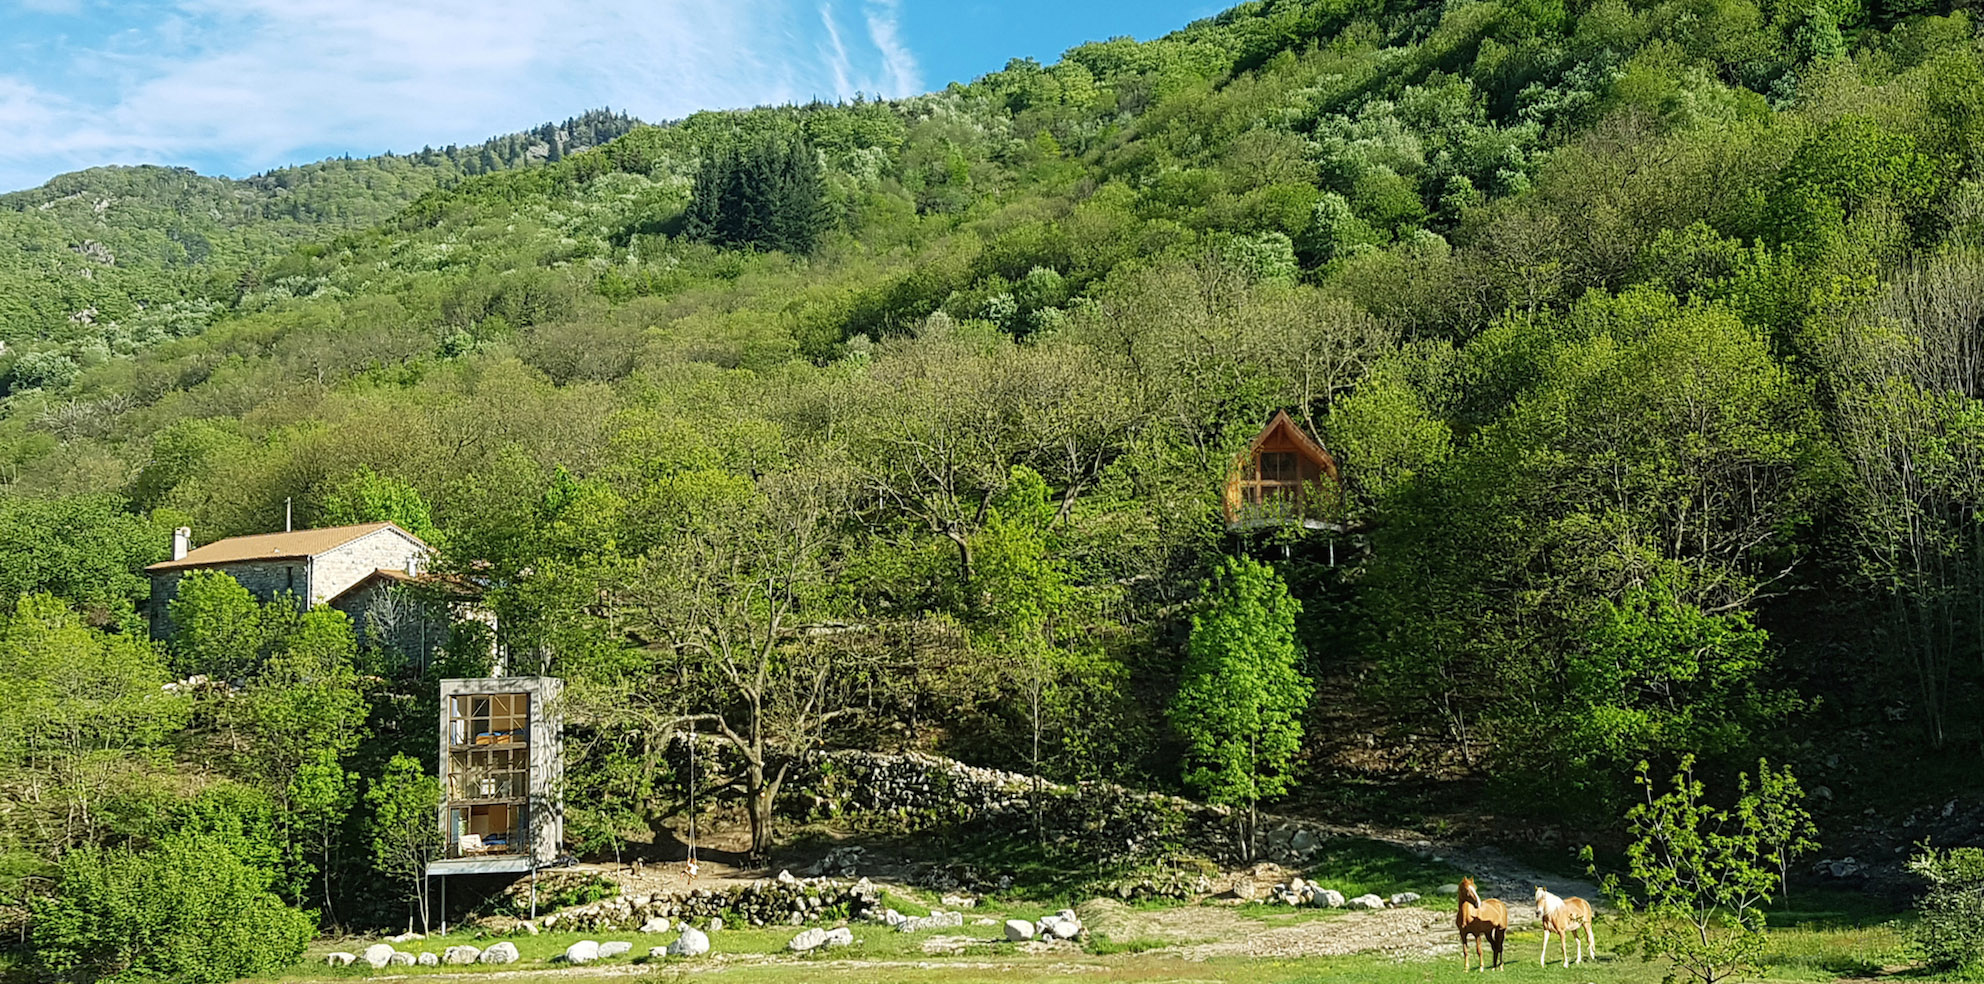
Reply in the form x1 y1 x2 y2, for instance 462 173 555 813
306 527 430 606
148 558 311 639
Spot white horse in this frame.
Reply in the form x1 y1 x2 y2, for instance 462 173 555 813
1533 886 1596 967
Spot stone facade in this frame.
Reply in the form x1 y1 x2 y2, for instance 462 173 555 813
306 526 429 606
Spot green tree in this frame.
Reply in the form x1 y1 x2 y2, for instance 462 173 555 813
167 570 271 681
684 134 830 254
971 466 1077 837
1906 844 1984 973
1739 757 1818 905
1604 756 1806 984
29 833 313 984
0 595 188 858
1167 556 1312 861
318 467 439 542
365 753 442 933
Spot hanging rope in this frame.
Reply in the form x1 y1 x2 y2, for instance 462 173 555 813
683 722 700 881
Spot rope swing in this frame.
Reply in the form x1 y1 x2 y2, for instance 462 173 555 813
682 722 700 881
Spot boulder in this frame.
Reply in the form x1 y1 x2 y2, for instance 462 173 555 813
360 944 396 969
1313 888 1345 908
1049 917 1082 940
709 917 724 933
668 926 711 957
639 917 671 933
1347 894 1385 910
564 940 601 964
1437 883 1461 895
649 946 669 958
599 941 633 958
822 927 854 948
896 909 965 933
940 893 978 909
789 927 829 952
324 953 356 967
417 952 439 966
388 931 425 943
387 951 416 966
1291 829 1321 852
1005 920 1035 942
518 921 540 935
1389 892 1422 907
776 869 799 885
479 941 520 964
442 945 481 964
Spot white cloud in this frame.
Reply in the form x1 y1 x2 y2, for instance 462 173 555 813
0 0 926 192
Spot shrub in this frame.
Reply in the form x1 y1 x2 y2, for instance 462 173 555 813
1907 844 1984 973
30 834 313 984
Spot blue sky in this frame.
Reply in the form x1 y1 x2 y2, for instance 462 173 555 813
0 0 1225 193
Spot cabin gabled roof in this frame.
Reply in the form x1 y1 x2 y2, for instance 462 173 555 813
1244 410 1339 479
146 522 428 573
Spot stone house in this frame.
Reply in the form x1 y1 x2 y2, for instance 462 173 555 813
146 522 461 664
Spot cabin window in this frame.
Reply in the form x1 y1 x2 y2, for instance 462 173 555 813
1259 452 1297 484
444 692 531 857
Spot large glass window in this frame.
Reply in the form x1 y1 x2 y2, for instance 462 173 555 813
445 692 530 857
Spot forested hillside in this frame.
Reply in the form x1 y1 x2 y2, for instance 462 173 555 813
4 0 1984 971
0 110 639 368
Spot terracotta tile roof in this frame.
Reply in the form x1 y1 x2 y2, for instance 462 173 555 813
146 522 422 572
323 567 482 604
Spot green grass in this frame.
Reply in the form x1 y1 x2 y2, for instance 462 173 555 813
1289 838 1463 902
261 918 1922 984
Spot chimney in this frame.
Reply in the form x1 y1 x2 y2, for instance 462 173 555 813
171 527 191 561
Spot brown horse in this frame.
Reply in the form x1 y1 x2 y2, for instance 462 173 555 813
1533 886 1596 967
1456 876 1508 971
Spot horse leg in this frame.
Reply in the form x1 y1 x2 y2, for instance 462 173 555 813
1493 928 1505 970
1462 933 1471 971
1539 928 1549 967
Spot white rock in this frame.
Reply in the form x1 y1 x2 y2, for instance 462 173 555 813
882 908 907 926
564 940 601 964
417 952 438 966
896 909 966 933
599 941 633 958
941 893 978 908
668 926 711 957
1438 883 1461 895
1313 888 1346 908
1049 918 1081 940
789 928 829 952
443 945 481 964
777 869 799 885
324 952 356 967
1289 876 1306 892
1005 920 1035 942
709 917 724 933
519 920 540 935
388 931 425 943
649 946 669 958
360 944 395 968
1347 893 1385 910
822 927 854 948
639 917 671 933
479 941 520 964
1389 892 1422 906
387 951 416 966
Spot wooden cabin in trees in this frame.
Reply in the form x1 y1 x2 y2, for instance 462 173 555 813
1223 410 1343 530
